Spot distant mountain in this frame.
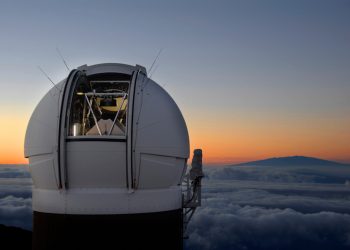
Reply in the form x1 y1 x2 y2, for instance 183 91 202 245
232 156 349 167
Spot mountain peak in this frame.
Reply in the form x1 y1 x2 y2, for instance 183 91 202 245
232 156 347 167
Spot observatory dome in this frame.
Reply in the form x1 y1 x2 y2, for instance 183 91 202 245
25 63 190 215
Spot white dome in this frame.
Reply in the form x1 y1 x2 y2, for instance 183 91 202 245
25 63 189 215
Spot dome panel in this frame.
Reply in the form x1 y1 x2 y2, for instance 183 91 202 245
24 81 65 157
133 79 189 158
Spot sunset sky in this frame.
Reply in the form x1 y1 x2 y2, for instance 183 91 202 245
0 0 349 165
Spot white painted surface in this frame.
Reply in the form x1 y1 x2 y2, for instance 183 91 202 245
133 77 190 158
78 63 146 76
132 76 189 188
29 155 58 189
32 187 182 214
24 80 64 158
66 141 127 188
137 154 186 189
25 63 189 215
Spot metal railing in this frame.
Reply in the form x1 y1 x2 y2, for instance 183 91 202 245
182 149 203 238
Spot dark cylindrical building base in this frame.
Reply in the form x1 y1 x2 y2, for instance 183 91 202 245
33 209 183 250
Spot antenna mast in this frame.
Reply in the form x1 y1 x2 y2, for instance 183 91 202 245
56 47 70 72
148 48 163 77
37 66 60 91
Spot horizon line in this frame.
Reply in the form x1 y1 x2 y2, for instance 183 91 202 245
1 155 350 167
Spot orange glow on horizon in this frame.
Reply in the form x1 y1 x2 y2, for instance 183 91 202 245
187 112 350 166
0 108 349 166
0 112 29 165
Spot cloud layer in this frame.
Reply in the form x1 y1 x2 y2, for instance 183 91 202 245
186 204 350 250
1 165 350 249
185 165 350 250
0 166 32 230
206 165 350 184
0 195 32 230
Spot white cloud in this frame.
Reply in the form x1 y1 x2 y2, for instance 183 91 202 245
205 165 350 184
1 165 350 249
186 203 350 250
0 195 32 230
0 166 32 230
185 172 350 250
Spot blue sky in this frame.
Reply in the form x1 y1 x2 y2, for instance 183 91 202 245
0 0 349 163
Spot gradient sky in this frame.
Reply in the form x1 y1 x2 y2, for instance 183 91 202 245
0 0 349 164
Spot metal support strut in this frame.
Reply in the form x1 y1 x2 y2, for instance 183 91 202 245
182 149 203 238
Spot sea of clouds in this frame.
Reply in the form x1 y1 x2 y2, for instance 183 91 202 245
0 165 32 230
1 164 350 249
185 166 350 250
